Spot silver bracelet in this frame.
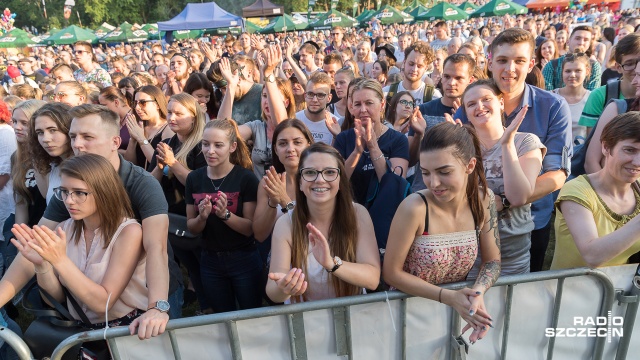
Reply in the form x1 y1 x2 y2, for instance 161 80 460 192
371 153 385 162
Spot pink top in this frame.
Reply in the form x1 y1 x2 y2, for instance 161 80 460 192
59 218 148 323
402 230 478 285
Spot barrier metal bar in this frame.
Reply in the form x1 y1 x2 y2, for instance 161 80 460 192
0 327 33 360
500 285 514 360
400 298 406 360
614 264 640 360
50 268 616 360
546 277 565 360
226 320 242 360
168 330 182 360
287 312 307 360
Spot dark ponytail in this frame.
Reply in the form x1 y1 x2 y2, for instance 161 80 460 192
420 122 488 227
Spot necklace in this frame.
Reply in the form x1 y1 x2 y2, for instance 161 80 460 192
210 174 229 191
146 123 168 142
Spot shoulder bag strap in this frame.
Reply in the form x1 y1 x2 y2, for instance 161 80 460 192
22 280 76 321
62 287 92 325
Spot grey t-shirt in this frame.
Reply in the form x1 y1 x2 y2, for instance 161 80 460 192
468 132 547 278
232 83 263 126
245 119 271 178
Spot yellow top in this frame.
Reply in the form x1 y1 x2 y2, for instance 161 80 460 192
551 175 640 270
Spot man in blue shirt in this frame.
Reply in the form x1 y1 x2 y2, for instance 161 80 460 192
454 28 572 272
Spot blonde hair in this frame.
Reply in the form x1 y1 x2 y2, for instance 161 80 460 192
168 93 206 169
357 40 374 62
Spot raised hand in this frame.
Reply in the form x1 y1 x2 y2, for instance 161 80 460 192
212 191 228 219
444 113 463 127
263 166 289 207
28 226 68 266
198 195 213 220
219 57 239 86
125 113 146 143
307 223 333 270
10 224 45 266
268 268 308 297
324 111 341 137
353 119 365 154
156 142 176 167
284 37 294 59
263 45 282 75
410 107 427 136
500 105 528 146
199 40 217 62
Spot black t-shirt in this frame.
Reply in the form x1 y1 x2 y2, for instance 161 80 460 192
185 165 259 252
135 127 167 171
24 168 47 227
43 155 183 293
150 135 207 215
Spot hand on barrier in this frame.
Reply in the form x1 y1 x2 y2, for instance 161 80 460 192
269 268 308 298
129 309 169 340
447 288 493 344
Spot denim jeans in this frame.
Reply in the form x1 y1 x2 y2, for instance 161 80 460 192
200 248 263 313
0 307 21 360
172 247 210 311
167 285 184 320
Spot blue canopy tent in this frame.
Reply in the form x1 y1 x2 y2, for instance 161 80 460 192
158 2 244 42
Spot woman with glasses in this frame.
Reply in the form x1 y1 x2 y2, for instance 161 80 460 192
53 81 87 107
383 122 501 345
28 103 74 205
11 154 148 357
125 85 174 170
217 47 295 178
462 80 545 276
266 143 380 303
185 119 262 313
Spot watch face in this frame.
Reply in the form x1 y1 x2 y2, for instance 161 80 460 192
156 300 170 312
286 202 295 211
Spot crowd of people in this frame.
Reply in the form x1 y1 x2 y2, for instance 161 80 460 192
1 5 640 358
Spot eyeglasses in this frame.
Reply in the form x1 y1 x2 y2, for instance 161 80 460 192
619 59 639 71
300 168 340 182
305 91 328 100
53 187 91 204
398 99 415 109
134 99 156 107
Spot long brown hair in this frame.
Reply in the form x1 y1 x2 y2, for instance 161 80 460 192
262 77 296 122
59 154 134 248
29 102 73 175
420 122 488 228
133 85 168 121
290 143 359 302
11 100 47 204
271 119 314 173
204 119 252 170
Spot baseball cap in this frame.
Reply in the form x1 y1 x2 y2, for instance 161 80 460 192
7 65 21 79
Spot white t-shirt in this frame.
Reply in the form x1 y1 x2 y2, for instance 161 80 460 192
553 88 590 141
295 110 344 145
383 81 442 107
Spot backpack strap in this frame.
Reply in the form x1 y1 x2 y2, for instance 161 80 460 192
604 80 621 107
387 82 399 101
423 85 435 104
416 192 429 234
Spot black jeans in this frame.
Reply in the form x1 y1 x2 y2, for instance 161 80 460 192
529 220 552 272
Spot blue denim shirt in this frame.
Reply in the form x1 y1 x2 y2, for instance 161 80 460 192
454 84 573 229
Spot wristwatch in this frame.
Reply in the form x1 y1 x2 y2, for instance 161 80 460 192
142 139 150 146
147 300 171 313
265 73 276 83
500 194 511 210
281 201 295 213
328 256 343 273
221 209 231 221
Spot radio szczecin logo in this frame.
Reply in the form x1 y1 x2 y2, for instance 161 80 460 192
545 311 623 343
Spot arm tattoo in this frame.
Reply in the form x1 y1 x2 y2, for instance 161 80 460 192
475 260 501 291
487 192 500 250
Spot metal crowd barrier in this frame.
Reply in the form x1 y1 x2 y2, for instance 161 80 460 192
0 326 33 360
0 267 631 360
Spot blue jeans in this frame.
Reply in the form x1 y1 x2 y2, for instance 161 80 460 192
0 309 21 360
200 248 263 313
167 285 184 320
1 214 18 275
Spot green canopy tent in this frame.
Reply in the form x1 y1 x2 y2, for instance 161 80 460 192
259 14 308 34
459 1 480 14
245 21 262 34
205 27 242 36
0 29 40 48
161 29 203 40
356 9 375 22
43 25 98 45
38 28 60 42
409 5 430 21
470 0 528 18
141 24 159 38
415 2 468 21
403 0 423 12
94 23 115 38
100 22 148 43
370 5 414 25
307 9 358 30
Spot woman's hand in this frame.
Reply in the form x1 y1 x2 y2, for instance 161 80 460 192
362 119 380 152
284 38 294 59
28 226 68 267
353 119 365 154
307 223 333 270
324 111 341 137
198 195 213 220
262 45 282 76
500 105 527 146
10 224 45 266
410 107 427 136
212 191 229 219
540 58 549 68
447 288 493 343
263 166 289 207
444 113 464 127
199 41 217 62
251 34 264 51
125 113 146 143
219 57 239 86
268 268 307 298
156 142 176 168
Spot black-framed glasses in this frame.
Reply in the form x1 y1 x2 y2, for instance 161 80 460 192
53 187 91 204
398 99 415 109
619 59 639 71
305 91 328 100
134 99 156 107
300 168 340 182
